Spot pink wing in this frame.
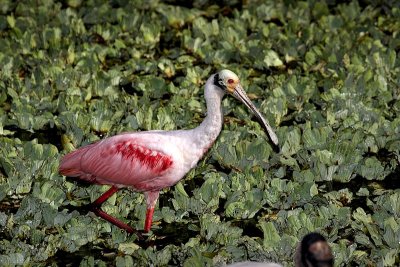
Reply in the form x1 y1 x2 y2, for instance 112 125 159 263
59 134 174 190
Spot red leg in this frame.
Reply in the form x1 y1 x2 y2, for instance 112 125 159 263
144 207 155 233
92 186 119 206
92 207 135 233
143 191 159 233
88 186 142 238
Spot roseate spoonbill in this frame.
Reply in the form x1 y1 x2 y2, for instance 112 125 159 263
227 233 334 267
59 69 279 234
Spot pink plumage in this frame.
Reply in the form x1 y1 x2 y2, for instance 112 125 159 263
59 70 278 235
60 134 174 190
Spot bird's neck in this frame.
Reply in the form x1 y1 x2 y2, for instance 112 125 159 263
192 79 224 154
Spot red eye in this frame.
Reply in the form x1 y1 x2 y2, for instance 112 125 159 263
228 79 234 84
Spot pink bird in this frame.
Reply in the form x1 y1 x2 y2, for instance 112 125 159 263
59 69 279 235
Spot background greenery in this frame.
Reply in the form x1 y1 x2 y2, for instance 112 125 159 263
0 0 399 266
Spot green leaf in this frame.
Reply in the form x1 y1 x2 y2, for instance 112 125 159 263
263 50 283 67
260 221 280 249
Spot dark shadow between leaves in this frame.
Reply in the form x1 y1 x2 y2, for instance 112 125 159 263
47 244 114 266
4 124 63 151
231 218 264 239
150 221 196 249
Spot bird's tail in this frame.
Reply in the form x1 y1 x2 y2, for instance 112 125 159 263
59 143 97 177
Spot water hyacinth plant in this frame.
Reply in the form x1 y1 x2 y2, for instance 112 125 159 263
0 0 399 266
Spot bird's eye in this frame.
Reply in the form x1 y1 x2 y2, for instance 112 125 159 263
228 79 234 84
219 79 224 85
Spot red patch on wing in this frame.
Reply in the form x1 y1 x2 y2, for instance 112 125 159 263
114 142 173 173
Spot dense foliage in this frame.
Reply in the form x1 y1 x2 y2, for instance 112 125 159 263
0 0 399 266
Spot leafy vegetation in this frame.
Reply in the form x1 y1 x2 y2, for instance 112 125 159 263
0 0 399 266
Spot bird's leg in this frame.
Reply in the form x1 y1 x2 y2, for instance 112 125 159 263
92 207 136 234
144 191 160 233
144 207 155 233
92 186 120 206
88 186 143 239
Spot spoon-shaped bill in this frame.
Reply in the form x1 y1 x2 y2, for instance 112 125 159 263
233 84 279 147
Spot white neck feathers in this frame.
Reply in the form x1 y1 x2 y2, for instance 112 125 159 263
192 74 225 153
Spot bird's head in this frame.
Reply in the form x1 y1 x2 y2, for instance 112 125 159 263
213 69 279 147
297 232 334 267
214 69 240 94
